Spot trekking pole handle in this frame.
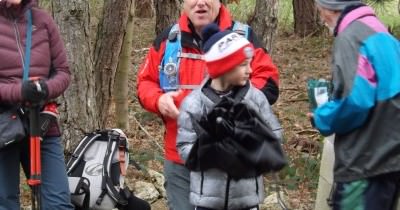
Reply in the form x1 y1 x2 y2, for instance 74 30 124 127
28 77 43 136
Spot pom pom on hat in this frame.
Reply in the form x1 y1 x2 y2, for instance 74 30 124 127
201 23 254 79
202 23 232 53
202 23 221 45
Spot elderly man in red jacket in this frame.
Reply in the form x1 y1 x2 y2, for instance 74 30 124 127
137 0 280 209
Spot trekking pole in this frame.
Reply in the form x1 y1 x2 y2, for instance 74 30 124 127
273 173 289 210
27 79 43 210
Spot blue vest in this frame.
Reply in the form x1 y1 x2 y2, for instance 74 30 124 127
159 22 250 92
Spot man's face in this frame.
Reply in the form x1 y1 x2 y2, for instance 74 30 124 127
317 5 340 35
183 0 221 29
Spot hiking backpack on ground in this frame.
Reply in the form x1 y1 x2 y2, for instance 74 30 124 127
67 129 148 210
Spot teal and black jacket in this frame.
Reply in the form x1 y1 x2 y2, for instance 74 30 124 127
313 5 400 182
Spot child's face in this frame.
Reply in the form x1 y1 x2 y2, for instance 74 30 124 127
223 58 253 86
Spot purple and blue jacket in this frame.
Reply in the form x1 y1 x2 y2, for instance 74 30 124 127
314 5 400 182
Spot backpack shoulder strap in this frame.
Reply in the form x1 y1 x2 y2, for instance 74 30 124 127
118 135 128 176
159 23 206 92
97 130 128 206
159 23 182 92
232 21 250 40
69 177 91 210
66 132 102 174
22 9 33 81
112 129 129 177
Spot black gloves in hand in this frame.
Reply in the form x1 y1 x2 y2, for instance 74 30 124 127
21 79 49 104
206 97 235 139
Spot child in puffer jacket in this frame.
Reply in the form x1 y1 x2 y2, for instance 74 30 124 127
177 24 285 210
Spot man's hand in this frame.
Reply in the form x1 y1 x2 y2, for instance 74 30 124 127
307 113 316 128
157 91 181 119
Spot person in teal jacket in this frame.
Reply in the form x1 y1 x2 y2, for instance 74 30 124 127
310 0 400 209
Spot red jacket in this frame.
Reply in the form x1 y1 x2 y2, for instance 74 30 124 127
137 5 279 163
0 0 70 136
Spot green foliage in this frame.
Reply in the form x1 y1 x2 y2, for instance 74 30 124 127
21 183 30 191
38 0 51 11
230 0 399 32
280 150 322 191
228 0 295 29
278 0 294 31
227 0 256 23
374 1 400 25
365 0 396 6
369 0 400 37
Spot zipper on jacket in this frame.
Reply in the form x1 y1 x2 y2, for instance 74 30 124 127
224 175 231 210
200 171 204 195
13 20 26 71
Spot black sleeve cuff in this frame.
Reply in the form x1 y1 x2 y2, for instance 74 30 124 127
260 78 279 105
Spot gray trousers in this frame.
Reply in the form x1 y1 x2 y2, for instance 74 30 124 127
164 159 195 210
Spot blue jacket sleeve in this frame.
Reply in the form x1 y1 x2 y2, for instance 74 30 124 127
314 76 376 136
313 37 377 136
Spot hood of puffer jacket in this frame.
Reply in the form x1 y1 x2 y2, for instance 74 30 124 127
0 0 36 20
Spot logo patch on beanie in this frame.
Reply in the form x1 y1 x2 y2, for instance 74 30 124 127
217 33 241 52
244 46 254 58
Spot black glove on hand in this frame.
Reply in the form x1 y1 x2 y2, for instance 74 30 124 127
21 79 49 105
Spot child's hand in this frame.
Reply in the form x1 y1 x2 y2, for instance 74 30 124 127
307 113 316 128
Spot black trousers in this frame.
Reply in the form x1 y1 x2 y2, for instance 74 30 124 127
331 172 400 210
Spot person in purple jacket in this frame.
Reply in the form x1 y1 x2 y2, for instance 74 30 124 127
0 0 74 209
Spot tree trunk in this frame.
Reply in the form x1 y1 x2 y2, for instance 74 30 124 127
154 0 181 35
51 0 131 151
94 0 131 128
135 0 154 18
114 0 135 130
249 0 279 53
50 1 98 151
293 0 321 37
